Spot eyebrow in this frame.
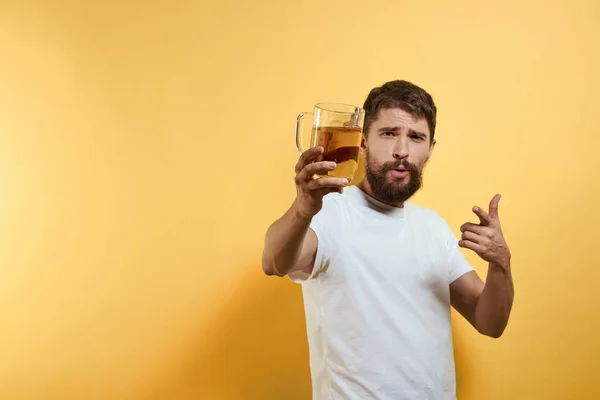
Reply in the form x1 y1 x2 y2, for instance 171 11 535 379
378 126 428 138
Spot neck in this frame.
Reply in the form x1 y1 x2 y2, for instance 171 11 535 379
356 179 405 208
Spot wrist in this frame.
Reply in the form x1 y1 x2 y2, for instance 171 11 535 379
490 256 511 273
291 198 316 221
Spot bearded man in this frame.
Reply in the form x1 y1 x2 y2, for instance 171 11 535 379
261 80 514 400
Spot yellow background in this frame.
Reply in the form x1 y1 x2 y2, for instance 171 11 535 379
1 0 599 399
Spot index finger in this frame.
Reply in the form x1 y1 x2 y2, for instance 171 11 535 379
295 146 324 173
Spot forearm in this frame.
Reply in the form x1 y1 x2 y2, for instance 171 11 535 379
261 200 313 276
474 261 514 338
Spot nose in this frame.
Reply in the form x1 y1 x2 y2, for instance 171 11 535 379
393 136 409 160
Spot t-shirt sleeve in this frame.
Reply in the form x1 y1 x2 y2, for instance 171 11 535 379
288 194 342 284
444 221 475 283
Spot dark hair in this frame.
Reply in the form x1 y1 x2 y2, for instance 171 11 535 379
363 80 437 142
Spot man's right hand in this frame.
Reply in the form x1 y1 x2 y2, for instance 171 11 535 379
293 146 349 219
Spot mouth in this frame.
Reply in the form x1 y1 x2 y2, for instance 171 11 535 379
390 167 409 179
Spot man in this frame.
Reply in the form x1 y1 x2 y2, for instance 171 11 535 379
261 80 514 399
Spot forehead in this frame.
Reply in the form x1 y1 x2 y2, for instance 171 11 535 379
371 108 430 135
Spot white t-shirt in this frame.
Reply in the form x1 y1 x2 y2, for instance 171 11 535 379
289 185 474 400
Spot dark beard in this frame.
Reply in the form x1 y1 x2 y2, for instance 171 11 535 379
365 152 424 205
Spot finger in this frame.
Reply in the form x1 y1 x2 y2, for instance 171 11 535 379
295 146 323 173
461 224 494 239
314 186 345 197
458 239 483 253
306 177 349 191
460 230 483 244
460 222 487 235
295 146 324 174
489 194 501 220
299 161 337 181
472 205 492 226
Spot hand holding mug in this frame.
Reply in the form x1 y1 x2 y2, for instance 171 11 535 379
292 146 349 219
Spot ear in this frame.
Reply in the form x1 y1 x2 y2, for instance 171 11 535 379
360 134 368 156
428 138 436 157
423 138 436 164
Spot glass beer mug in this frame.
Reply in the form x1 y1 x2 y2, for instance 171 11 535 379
295 102 365 181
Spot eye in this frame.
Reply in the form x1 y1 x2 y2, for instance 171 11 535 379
411 134 425 141
382 131 396 137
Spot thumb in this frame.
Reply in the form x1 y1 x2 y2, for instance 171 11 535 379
489 194 501 220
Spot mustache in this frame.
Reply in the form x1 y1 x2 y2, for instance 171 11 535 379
380 159 418 172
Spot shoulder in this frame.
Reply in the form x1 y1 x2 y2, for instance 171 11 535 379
318 191 344 213
311 187 355 229
311 192 343 225
407 201 445 221
406 201 453 232
317 186 354 215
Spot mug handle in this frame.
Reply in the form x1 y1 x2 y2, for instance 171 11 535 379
295 112 313 154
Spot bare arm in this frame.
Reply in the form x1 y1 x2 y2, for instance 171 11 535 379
450 261 514 338
261 146 348 277
450 194 514 338
261 203 318 276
